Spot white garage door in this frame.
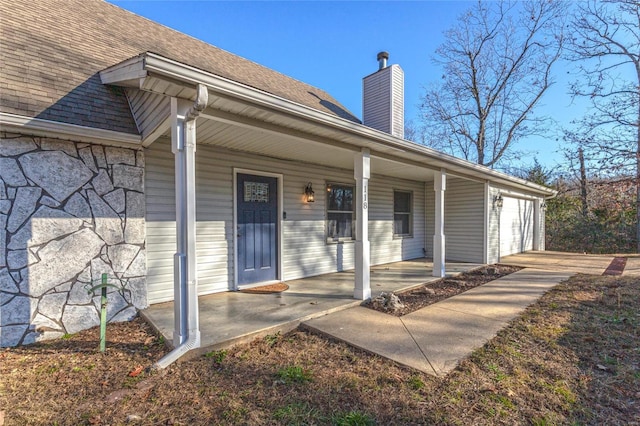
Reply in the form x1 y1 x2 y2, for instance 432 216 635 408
500 197 534 257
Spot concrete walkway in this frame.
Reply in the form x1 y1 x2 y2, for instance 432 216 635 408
302 268 573 377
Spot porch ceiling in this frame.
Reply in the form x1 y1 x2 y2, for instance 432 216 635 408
157 107 438 182
198 119 438 182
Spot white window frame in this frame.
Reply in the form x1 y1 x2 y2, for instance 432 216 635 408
326 182 356 243
393 189 413 238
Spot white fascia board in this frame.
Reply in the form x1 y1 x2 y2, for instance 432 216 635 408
100 55 148 88
113 53 555 196
0 113 142 147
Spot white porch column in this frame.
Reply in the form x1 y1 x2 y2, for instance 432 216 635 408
170 95 202 348
533 198 541 251
354 148 371 300
433 169 446 277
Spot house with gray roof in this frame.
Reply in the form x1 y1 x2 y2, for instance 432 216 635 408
0 0 554 362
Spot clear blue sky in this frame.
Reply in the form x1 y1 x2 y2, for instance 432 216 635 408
109 0 586 170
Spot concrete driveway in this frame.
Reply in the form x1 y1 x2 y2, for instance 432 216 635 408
500 251 628 275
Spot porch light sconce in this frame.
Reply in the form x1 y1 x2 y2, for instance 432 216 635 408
541 201 547 210
304 182 315 203
493 193 504 209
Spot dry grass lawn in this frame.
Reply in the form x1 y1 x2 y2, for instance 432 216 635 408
1 274 638 425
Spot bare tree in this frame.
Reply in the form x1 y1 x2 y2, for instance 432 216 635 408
404 119 425 144
567 0 640 251
419 0 565 168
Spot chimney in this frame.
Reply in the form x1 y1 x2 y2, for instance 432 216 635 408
363 52 404 139
377 51 389 70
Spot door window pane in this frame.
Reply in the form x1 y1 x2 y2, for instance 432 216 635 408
244 182 269 202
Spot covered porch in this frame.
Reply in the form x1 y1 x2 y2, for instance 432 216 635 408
142 259 483 353
100 53 553 366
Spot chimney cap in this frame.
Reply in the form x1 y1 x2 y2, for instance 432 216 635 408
377 51 389 61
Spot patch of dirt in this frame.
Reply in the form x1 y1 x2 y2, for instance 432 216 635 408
367 264 522 316
1 274 638 425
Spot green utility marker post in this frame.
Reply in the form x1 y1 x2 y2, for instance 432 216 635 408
86 273 121 352
99 273 108 352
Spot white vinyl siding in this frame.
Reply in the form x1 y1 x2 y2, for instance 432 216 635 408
362 64 404 138
126 89 170 140
369 177 425 266
538 205 546 250
444 178 485 263
424 177 485 263
145 138 427 304
390 66 404 138
145 139 233 303
363 69 391 133
487 186 501 264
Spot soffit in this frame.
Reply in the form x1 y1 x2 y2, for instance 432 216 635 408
126 72 551 195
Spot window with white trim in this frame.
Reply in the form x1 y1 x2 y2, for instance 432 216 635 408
326 183 355 242
393 190 412 237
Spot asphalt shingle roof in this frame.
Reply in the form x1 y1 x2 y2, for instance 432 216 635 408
0 0 360 135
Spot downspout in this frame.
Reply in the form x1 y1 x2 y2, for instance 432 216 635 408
155 83 209 369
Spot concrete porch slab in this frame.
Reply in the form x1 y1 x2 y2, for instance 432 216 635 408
141 259 481 353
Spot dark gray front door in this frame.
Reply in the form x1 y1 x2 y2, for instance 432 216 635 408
237 173 278 285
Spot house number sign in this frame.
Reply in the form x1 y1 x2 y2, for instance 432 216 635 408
363 183 368 209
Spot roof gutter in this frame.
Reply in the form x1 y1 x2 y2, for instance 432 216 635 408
103 53 555 197
0 112 141 147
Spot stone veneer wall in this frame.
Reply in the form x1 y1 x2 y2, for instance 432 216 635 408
0 134 147 347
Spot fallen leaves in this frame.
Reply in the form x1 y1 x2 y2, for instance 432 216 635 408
0 276 637 425
128 365 144 377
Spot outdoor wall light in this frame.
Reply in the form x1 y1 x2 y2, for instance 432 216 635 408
493 193 504 209
541 201 547 210
304 182 315 203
